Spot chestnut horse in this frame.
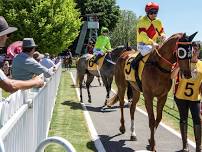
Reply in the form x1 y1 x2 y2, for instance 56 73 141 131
76 46 130 104
107 32 197 151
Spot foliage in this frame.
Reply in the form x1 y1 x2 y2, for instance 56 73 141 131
110 10 138 48
0 0 81 54
75 0 120 32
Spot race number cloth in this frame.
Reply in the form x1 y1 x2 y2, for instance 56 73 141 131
88 54 106 71
124 52 149 82
175 60 202 101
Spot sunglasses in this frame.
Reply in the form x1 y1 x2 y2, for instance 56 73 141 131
148 10 158 15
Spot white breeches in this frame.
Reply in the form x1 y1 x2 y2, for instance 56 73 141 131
137 43 153 56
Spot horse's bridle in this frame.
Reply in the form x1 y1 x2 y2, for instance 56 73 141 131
154 41 192 73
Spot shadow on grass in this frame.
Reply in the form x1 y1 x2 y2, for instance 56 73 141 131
61 100 82 110
87 134 135 152
86 140 97 152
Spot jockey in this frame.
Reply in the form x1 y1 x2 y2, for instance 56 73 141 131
131 2 166 70
93 27 112 64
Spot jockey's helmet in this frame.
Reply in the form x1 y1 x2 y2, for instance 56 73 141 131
101 27 109 34
145 2 159 13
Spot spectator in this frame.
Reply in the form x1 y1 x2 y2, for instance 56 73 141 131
2 61 10 76
55 56 61 64
40 53 55 69
86 41 94 54
12 38 53 80
66 49 72 58
0 16 43 92
171 42 201 152
33 51 44 63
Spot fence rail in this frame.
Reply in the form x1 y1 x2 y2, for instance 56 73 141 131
0 62 63 152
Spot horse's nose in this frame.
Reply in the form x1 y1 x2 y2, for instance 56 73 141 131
182 70 192 79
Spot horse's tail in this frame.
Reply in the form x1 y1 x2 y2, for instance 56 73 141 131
106 93 119 107
127 82 133 101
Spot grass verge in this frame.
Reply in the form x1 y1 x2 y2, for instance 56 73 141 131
46 70 95 152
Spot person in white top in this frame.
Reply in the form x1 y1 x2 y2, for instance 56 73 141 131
40 53 55 69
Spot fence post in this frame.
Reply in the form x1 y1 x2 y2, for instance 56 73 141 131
0 138 5 152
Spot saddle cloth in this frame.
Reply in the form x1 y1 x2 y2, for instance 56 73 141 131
88 54 106 70
124 52 150 82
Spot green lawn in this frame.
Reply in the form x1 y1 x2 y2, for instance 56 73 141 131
46 70 95 152
2 90 10 98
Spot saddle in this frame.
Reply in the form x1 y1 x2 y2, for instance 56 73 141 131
87 54 106 71
124 52 150 91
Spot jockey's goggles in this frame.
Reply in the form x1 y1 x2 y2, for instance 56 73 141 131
148 9 158 15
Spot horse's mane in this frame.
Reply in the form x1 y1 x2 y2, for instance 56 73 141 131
168 33 183 40
112 45 126 52
157 33 184 52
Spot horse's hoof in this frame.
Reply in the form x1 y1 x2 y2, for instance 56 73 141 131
147 139 156 152
130 135 137 141
119 127 125 134
88 100 91 103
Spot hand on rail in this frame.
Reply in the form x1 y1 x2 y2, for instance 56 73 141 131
32 76 44 88
53 66 57 72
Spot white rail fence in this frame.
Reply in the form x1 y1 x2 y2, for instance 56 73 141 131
0 62 75 152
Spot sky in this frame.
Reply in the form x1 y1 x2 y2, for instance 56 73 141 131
116 0 202 41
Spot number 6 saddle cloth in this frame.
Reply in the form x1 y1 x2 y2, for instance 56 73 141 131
124 51 150 91
87 54 106 71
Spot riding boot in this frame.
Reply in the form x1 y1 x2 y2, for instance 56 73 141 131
131 53 143 71
94 54 102 64
193 124 201 152
180 122 189 152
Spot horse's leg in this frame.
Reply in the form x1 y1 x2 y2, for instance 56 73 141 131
156 95 167 128
86 73 94 103
103 76 113 106
107 76 113 98
97 76 102 86
144 94 156 151
130 89 140 141
118 84 127 134
79 74 85 102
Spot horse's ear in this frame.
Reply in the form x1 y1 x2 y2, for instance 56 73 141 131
126 42 132 51
189 32 198 41
183 33 186 38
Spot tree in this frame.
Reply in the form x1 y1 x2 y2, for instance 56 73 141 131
110 10 138 48
0 0 81 54
75 0 120 31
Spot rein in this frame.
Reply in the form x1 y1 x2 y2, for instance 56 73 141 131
155 49 173 66
105 52 116 65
